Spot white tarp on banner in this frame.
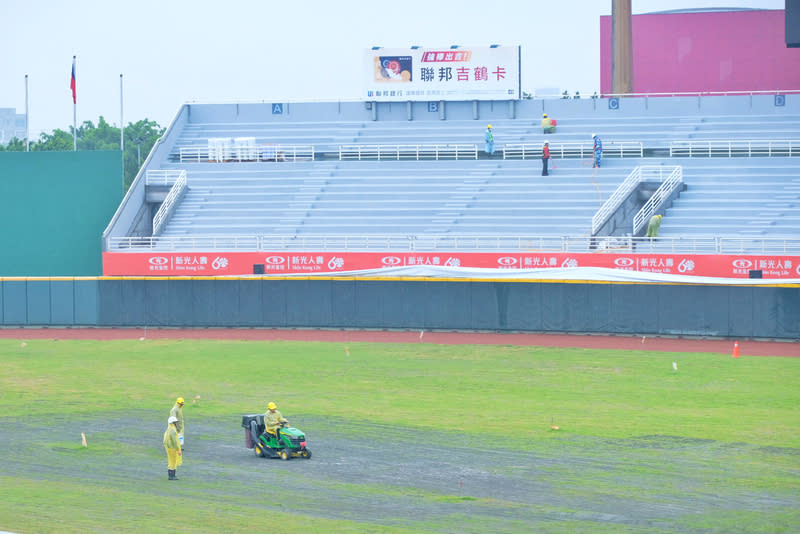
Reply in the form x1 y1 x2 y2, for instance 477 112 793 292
364 46 520 102
269 265 800 285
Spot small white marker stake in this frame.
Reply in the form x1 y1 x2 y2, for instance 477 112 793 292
81 433 87 447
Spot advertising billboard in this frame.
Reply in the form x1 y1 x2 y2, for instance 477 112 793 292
365 45 520 102
103 251 800 280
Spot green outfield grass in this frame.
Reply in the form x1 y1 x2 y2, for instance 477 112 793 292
0 338 798 533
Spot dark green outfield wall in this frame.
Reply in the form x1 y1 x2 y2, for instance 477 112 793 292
0 151 122 276
1 278 798 339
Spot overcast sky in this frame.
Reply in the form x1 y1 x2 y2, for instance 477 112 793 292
0 0 786 137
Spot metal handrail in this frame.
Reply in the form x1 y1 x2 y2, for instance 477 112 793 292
669 139 800 157
592 166 680 235
104 234 800 255
109 235 260 250
504 141 643 160
145 169 185 186
338 144 478 160
152 171 187 236
633 167 683 234
592 167 640 234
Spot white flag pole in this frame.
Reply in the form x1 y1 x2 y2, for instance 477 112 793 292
120 73 125 189
25 74 29 152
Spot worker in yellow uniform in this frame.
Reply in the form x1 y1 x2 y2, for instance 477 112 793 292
646 214 663 238
541 113 556 134
264 402 289 440
163 416 182 480
170 397 185 449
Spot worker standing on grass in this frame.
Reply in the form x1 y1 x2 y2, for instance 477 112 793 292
164 416 182 480
265 402 289 437
170 397 185 449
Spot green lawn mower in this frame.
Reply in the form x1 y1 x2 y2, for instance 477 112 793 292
241 414 311 460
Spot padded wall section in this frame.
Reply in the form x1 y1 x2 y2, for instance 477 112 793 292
2 281 27 324
0 152 122 276
2 279 798 339
0 279 99 326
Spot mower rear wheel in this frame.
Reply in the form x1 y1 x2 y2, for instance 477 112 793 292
254 444 265 458
279 449 290 461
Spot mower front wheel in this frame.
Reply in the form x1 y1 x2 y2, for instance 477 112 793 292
301 449 312 459
279 449 290 461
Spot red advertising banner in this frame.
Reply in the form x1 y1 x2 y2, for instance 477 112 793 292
103 251 800 280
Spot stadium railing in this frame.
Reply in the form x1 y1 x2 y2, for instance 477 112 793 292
503 141 643 160
592 166 681 235
105 234 800 255
152 171 187 236
632 167 683 235
145 169 185 186
669 139 800 157
338 144 479 160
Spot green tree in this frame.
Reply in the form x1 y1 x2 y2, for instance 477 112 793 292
35 128 74 151
1 116 164 191
0 137 27 151
123 119 165 189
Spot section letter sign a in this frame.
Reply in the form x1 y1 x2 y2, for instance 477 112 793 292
364 45 521 102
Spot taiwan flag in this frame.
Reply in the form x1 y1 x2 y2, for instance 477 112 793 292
70 57 76 104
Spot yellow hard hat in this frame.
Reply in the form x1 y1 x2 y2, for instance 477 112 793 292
543 113 548 117
176 397 184 404
487 124 492 129
268 402 277 410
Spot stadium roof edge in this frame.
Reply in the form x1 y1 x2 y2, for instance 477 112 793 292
640 7 780 15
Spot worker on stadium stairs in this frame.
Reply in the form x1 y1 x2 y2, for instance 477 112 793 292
542 141 551 176
541 113 556 134
264 402 289 438
164 416 182 480
484 124 495 157
592 133 603 168
170 397 185 449
646 214 663 238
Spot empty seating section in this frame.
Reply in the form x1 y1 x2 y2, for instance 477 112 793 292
655 159 800 238
133 100 800 251
169 113 800 161
159 160 621 238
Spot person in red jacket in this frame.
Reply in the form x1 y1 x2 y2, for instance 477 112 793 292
542 141 551 176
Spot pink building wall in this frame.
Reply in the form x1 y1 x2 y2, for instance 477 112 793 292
600 9 800 94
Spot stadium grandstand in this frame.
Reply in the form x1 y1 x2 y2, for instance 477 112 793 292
102 94 800 280
101 8 800 283
2 7 798 338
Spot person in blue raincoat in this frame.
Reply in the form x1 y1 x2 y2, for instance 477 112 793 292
484 124 495 157
592 133 603 168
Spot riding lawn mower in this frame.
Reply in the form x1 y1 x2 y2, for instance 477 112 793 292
241 414 311 460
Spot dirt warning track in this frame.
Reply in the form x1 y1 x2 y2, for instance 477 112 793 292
0 327 797 357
